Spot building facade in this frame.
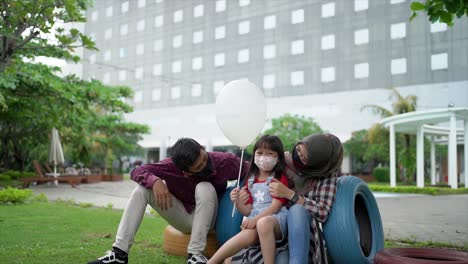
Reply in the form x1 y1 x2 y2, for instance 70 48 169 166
81 0 468 161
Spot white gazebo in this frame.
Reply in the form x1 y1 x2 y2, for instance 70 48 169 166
380 107 468 189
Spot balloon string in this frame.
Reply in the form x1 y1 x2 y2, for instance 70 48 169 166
232 147 245 218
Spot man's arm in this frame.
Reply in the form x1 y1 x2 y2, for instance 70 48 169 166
130 165 161 188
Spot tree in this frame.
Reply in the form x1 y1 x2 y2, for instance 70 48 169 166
0 61 149 171
360 88 418 183
410 0 468 26
257 114 323 153
0 0 97 72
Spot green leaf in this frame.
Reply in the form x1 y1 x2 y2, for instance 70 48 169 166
410 2 426 11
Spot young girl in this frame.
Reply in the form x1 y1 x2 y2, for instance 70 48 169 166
208 135 289 264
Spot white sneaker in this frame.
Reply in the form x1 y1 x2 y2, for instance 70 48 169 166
187 253 208 264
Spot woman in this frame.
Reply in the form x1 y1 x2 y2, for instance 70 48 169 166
230 133 343 264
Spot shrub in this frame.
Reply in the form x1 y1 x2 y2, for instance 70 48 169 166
0 187 33 203
0 170 35 180
0 174 11 181
373 167 390 182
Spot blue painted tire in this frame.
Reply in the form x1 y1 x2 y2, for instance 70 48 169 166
215 183 244 246
323 176 384 264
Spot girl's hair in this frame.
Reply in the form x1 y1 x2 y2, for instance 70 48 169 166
247 134 285 180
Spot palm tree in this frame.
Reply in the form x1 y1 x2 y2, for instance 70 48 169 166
361 88 418 183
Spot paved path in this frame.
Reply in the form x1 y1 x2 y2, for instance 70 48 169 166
30 181 468 246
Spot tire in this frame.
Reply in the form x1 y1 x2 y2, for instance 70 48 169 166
162 225 218 257
375 248 468 264
215 183 244 246
323 176 384 264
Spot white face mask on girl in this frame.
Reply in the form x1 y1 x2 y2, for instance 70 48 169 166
254 155 278 172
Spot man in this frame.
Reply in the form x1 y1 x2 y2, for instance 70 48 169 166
88 138 248 264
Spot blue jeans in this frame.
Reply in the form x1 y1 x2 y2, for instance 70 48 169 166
287 205 312 264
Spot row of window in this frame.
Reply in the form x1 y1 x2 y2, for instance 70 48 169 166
89 20 447 64
99 53 449 101
91 0 408 22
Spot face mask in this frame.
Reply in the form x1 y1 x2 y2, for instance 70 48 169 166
254 155 278 172
192 157 212 177
292 148 306 169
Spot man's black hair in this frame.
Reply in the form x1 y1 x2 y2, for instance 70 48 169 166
170 138 203 171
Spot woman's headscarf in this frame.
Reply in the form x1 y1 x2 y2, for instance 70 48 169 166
287 133 343 191
293 133 343 179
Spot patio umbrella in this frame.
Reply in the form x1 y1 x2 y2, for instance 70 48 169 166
48 127 65 177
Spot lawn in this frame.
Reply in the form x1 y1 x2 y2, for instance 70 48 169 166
0 201 185 263
1 200 466 263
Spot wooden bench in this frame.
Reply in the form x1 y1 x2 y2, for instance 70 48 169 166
20 161 84 188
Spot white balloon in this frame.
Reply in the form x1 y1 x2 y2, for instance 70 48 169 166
216 80 266 148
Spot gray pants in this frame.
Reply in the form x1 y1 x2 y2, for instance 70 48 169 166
113 182 218 255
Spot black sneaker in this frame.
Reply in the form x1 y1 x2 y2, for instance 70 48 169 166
187 253 208 264
88 249 128 264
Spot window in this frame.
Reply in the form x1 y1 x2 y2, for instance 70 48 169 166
155 15 164 27
193 30 203 44
137 19 145 32
263 44 276 59
91 11 98 21
119 47 128 58
121 1 129 13
192 84 202 97
120 24 128 35
431 22 447 33
136 43 144 55
264 15 276 30
173 35 183 48
118 70 126 81
291 9 304 24
171 86 181 99
263 74 275 89
390 0 405 4
391 23 406 39
431 53 448 70
192 57 203 70
238 49 249 63
153 64 162 76
134 91 143 103
321 67 335 83
89 54 96 64
103 50 111 61
154 39 163 52
172 60 182 73
194 4 204 17
174 10 183 23
239 0 250 7
238 20 250 35
152 89 161 101
321 34 335 50
291 71 304 86
103 73 110 84
215 26 226 39
216 0 226 12
291 39 304 55
214 53 225 67
354 0 368 11
106 6 113 17
322 2 335 18
391 58 407 75
135 67 144 79
104 28 112 40
138 0 145 8
354 28 369 45
213 81 224 95
354 63 369 79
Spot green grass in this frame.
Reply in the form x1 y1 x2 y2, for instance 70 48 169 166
368 183 468 195
0 201 185 263
385 238 468 251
